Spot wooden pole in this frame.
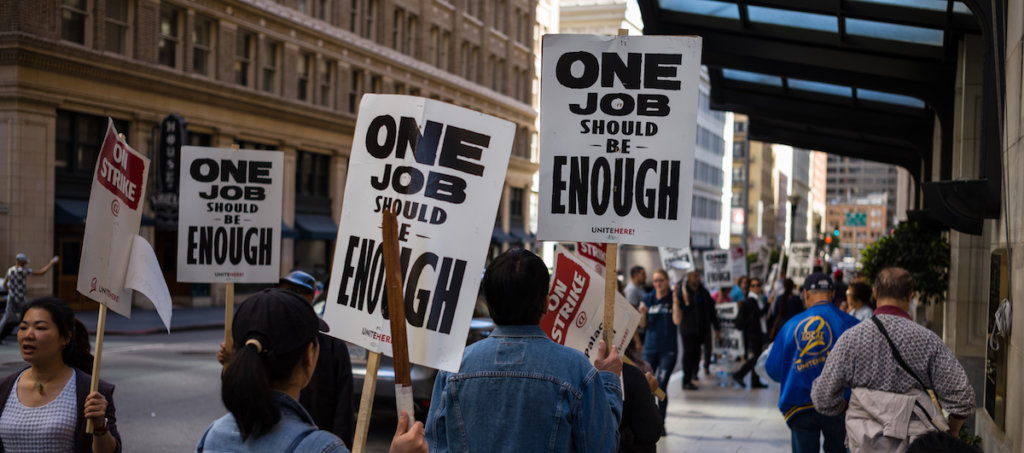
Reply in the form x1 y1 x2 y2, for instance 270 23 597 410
602 244 618 349
382 209 414 423
224 283 234 352
85 305 108 434
352 351 381 453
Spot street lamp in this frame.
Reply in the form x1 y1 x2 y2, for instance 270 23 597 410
787 193 801 247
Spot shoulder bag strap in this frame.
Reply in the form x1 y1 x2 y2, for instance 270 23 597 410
870 316 944 413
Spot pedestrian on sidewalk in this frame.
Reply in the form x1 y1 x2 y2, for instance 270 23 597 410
426 249 622 452
676 270 719 390
766 278 802 343
198 288 426 453
811 267 975 452
844 281 876 322
1 253 59 342
641 269 676 431
0 297 121 452
217 270 356 449
765 273 859 453
733 278 769 389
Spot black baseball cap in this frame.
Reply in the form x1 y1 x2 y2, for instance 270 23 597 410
232 288 327 354
802 273 834 291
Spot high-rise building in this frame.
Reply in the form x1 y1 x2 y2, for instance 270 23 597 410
0 0 542 308
825 193 889 259
825 155 904 230
730 114 778 249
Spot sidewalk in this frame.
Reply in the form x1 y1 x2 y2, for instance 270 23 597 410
77 306 225 335
659 369 791 453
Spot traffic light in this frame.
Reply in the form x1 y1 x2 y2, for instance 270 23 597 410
825 236 833 245
833 225 840 237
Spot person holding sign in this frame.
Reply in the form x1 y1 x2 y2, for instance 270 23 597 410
426 249 623 451
0 298 121 452
640 269 676 433
197 289 426 453
676 271 719 390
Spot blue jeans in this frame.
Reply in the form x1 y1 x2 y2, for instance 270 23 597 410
786 409 846 453
642 349 677 424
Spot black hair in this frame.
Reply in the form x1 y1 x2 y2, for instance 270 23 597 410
483 249 549 326
848 282 875 309
221 331 318 440
22 298 94 373
906 431 977 453
629 266 645 279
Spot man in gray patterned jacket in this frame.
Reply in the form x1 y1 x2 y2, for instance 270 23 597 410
811 267 975 447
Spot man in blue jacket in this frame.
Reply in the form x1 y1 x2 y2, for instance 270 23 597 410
426 249 623 452
766 272 858 453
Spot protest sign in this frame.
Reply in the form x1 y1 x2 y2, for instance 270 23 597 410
730 246 747 280
787 242 816 283
713 302 743 360
658 246 693 284
176 147 283 283
323 95 514 373
748 245 772 282
537 34 702 247
702 249 733 291
540 246 641 362
77 120 150 318
576 242 607 274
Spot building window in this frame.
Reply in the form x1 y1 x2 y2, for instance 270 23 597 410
350 0 358 32
105 0 130 54
392 8 404 50
61 0 88 45
296 150 332 211
370 75 382 93
363 0 377 40
262 40 281 94
510 187 524 222
299 0 308 14
158 5 181 68
493 0 505 34
405 15 417 56
56 110 130 195
318 0 329 21
318 58 335 108
439 31 450 71
192 16 214 76
233 140 278 151
235 30 254 87
297 52 313 102
349 68 364 113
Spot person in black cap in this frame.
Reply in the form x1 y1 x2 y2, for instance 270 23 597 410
197 289 426 452
764 273 859 453
217 271 356 449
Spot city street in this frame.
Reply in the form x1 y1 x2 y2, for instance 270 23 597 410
0 325 789 452
0 328 403 452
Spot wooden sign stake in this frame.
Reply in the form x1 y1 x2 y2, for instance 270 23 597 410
352 351 381 453
602 243 618 349
85 304 107 434
222 143 241 359
382 208 414 424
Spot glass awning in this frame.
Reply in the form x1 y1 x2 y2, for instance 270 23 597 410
721 68 927 109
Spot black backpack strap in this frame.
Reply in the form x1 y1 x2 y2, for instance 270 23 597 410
870 316 928 390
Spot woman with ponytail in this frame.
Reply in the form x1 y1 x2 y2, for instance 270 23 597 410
196 288 427 452
0 297 120 452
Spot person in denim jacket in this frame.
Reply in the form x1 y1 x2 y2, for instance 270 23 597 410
196 289 426 453
426 249 624 452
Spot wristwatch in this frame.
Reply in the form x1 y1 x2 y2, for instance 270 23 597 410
94 417 109 436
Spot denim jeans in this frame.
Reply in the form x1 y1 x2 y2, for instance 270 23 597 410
786 409 846 453
642 349 677 424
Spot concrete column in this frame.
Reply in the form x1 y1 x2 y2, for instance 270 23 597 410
282 147 297 275
0 102 58 299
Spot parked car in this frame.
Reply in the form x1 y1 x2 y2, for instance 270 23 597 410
314 291 494 420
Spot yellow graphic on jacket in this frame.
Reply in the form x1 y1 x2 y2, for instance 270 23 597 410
793 316 833 370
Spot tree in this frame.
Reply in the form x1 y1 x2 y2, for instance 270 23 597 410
859 221 950 304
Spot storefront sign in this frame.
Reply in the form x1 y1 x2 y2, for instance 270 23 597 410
537 34 702 247
323 95 514 372
176 147 284 283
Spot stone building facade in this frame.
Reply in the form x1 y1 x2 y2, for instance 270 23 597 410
0 0 540 307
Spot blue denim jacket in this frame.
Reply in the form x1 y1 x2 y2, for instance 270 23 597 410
426 325 623 453
195 391 347 453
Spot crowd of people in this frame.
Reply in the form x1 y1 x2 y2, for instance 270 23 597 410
0 250 978 452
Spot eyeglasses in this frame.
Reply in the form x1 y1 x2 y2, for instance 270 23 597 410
751 283 762 288
652 278 667 283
